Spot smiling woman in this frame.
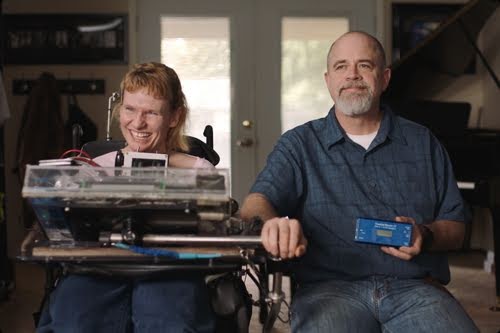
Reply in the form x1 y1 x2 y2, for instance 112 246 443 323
37 63 217 333
93 62 214 169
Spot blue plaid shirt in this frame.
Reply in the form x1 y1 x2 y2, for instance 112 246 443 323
250 105 465 284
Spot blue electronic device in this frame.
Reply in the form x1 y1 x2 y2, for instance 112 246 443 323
354 217 412 247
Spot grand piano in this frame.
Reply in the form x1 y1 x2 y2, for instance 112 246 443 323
383 0 500 307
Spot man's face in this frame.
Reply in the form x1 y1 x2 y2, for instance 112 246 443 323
119 89 178 153
324 33 391 116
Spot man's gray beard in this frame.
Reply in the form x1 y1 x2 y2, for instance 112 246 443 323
335 90 373 116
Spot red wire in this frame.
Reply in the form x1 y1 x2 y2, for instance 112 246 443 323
59 149 102 167
59 149 92 159
73 156 101 167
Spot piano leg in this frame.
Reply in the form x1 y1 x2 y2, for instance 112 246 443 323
489 177 500 311
491 206 500 311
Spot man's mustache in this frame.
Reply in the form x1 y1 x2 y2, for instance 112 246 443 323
339 82 369 94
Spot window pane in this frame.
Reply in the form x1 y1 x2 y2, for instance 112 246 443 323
161 17 230 169
281 17 349 133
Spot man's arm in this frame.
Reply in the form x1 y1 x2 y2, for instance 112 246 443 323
381 217 465 260
424 219 465 251
241 193 307 259
240 193 279 222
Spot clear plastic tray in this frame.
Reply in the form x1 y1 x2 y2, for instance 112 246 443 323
22 165 232 243
22 165 230 201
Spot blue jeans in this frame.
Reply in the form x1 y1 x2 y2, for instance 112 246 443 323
37 274 215 333
291 276 478 333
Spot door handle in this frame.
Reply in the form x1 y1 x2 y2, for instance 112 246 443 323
242 120 253 128
236 138 254 147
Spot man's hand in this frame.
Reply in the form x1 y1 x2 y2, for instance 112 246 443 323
261 217 307 259
380 216 422 261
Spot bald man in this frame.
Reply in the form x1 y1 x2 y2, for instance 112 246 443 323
241 31 478 332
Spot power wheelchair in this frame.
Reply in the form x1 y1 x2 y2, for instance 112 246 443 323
19 120 288 332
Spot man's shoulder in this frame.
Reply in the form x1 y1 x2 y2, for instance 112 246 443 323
385 104 435 135
391 113 446 152
282 116 329 140
275 116 333 155
394 113 434 136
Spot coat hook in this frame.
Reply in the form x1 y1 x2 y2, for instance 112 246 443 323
20 73 29 92
89 73 97 91
22 81 30 93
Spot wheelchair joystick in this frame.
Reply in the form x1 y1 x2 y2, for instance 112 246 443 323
106 92 120 141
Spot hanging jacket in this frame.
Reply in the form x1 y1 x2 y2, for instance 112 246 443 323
14 72 65 184
14 72 65 228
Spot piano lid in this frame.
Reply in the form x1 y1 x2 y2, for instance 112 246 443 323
383 0 499 100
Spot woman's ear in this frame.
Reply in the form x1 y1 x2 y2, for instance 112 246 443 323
167 107 182 128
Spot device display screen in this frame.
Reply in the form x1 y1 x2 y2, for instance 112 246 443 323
376 229 393 238
124 152 168 168
131 158 166 168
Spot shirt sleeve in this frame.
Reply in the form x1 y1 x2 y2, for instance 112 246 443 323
192 157 215 169
250 132 304 217
93 151 118 167
432 135 466 223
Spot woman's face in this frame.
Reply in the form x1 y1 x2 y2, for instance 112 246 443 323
119 89 178 153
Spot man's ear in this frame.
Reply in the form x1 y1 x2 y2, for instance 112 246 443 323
382 67 391 91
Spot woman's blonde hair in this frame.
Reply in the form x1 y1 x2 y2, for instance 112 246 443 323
115 62 189 152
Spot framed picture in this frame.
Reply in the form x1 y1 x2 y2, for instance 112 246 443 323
2 14 128 64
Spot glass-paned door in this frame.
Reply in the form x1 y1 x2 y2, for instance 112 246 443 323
161 17 231 169
281 18 349 132
136 0 376 201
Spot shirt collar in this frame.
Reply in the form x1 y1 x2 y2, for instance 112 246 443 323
324 106 344 148
323 104 407 149
377 104 407 146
